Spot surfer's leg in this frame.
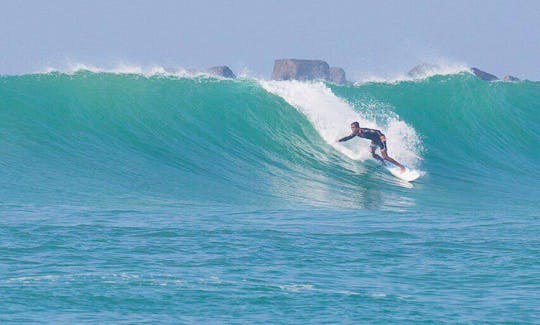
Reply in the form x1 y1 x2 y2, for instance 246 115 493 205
378 141 405 171
370 143 385 164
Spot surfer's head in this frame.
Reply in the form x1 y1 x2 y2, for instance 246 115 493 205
350 121 360 133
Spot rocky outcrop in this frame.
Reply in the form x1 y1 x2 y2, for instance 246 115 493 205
503 75 520 82
207 66 236 79
407 63 440 78
470 67 498 81
329 67 348 85
272 59 330 81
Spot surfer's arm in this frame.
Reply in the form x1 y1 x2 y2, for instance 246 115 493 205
338 134 355 142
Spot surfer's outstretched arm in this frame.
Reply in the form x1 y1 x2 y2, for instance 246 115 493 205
338 134 355 142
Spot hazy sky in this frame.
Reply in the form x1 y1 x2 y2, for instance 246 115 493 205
1 0 539 79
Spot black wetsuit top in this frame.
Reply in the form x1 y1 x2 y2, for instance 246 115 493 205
338 128 387 150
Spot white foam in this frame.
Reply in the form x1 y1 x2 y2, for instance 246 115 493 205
370 293 387 298
279 284 314 292
259 80 422 166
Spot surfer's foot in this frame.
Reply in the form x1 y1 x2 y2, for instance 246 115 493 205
399 166 406 173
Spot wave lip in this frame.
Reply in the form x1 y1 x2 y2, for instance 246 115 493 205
354 61 470 84
38 62 234 79
407 62 470 79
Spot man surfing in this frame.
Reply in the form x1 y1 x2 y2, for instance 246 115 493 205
338 122 406 172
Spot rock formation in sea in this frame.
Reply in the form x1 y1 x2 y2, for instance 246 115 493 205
272 59 330 81
470 67 499 81
329 67 348 85
407 63 441 78
503 75 520 82
207 66 236 79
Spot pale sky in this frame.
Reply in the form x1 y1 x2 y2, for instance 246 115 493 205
1 0 539 79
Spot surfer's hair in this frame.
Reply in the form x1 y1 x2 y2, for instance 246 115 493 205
351 121 360 128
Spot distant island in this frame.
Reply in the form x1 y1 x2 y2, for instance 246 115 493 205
204 59 349 84
271 59 350 85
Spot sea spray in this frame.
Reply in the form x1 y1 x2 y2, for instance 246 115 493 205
259 80 423 165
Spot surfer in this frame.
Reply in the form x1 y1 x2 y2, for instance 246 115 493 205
338 122 406 172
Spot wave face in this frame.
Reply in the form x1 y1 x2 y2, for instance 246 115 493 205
1 72 539 212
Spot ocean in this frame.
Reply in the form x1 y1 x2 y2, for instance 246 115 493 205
1 70 539 323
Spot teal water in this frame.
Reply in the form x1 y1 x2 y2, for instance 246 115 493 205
1 72 539 323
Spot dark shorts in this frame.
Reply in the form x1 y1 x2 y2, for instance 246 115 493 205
370 135 387 151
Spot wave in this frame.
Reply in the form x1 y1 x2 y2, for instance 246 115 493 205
1 71 538 211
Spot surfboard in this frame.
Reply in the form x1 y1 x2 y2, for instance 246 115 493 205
384 162 421 182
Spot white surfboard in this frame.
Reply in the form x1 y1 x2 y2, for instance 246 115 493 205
384 162 421 182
